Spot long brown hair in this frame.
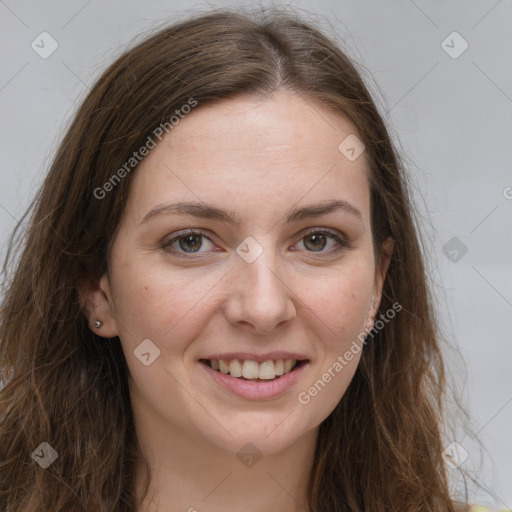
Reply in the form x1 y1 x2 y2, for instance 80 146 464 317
1 7 474 511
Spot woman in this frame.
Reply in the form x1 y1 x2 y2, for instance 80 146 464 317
0 7 480 511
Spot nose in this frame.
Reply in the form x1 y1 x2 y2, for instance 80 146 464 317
223 250 297 334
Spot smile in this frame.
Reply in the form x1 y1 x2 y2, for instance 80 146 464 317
200 358 308 381
198 358 310 400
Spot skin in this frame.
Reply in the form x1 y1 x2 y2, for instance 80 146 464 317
83 90 393 512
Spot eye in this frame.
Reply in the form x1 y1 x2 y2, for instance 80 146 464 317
294 229 348 254
161 230 216 256
161 228 349 258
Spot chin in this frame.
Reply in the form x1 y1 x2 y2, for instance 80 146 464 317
199 417 311 456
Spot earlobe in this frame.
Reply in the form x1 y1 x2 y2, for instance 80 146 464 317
79 273 119 338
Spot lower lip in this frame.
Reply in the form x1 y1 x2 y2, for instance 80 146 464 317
199 361 308 400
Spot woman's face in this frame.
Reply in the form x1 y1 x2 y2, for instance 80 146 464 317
93 91 392 455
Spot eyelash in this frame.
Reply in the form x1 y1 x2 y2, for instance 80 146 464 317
161 228 349 258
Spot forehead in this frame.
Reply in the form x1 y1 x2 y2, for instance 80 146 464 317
125 91 370 224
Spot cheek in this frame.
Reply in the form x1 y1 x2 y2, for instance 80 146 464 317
304 263 374 338
296 267 373 414
110 255 222 346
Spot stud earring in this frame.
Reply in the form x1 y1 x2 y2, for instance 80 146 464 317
93 320 103 328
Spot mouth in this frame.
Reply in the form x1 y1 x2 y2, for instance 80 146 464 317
199 358 309 382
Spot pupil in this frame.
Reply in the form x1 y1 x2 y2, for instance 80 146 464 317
179 234 201 252
305 233 326 251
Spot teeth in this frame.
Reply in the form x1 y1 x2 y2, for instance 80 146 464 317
208 358 300 380
242 360 259 379
219 359 229 374
258 361 275 380
229 359 243 377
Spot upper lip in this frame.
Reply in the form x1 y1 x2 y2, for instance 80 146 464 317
200 351 309 363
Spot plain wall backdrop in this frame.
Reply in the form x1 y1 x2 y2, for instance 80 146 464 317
1 0 511 506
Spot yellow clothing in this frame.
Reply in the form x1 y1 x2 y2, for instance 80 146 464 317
469 507 512 512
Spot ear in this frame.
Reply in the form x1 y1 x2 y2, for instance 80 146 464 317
79 273 119 338
364 237 394 333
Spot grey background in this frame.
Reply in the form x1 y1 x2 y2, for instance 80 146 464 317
1 0 511 506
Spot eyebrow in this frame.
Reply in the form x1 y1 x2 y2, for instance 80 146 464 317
139 199 363 226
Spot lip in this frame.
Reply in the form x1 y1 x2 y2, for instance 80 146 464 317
200 351 309 363
199 359 309 400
